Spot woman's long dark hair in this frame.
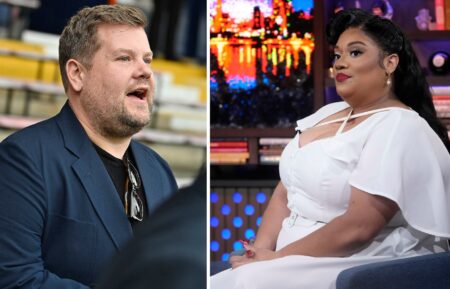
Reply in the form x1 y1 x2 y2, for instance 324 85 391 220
326 9 450 152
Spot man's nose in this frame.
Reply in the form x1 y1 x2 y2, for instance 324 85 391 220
135 60 152 79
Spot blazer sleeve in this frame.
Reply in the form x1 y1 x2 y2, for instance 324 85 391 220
0 141 90 289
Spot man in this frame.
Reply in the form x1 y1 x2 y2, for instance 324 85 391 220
0 5 177 288
97 168 206 289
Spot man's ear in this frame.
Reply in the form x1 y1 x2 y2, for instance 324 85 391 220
66 59 85 92
384 53 399 75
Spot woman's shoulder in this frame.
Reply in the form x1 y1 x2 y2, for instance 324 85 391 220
369 107 423 135
366 108 449 155
296 101 349 131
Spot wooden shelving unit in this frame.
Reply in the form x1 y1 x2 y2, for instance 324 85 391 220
407 30 450 41
211 128 294 166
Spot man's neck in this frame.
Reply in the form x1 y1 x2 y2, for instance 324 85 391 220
84 126 131 160
69 100 131 159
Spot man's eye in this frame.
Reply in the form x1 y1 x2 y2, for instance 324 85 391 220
144 58 152 64
118 56 131 61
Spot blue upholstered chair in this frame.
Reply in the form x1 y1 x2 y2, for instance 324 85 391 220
336 252 450 289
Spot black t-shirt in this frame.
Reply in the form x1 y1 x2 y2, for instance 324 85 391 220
93 143 148 231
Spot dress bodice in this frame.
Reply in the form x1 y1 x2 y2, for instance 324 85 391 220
278 101 450 245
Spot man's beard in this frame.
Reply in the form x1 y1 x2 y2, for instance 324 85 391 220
102 102 152 138
81 91 153 138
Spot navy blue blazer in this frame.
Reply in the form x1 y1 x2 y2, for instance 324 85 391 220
0 102 178 288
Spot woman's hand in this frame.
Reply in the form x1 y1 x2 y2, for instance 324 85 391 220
229 244 279 269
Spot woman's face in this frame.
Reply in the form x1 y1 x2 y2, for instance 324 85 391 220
333 28 389 104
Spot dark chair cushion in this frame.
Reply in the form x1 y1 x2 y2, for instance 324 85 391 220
336 252 450 289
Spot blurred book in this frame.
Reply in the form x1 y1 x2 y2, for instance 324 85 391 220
431 86 450 95
446 0 450 30
432 95 450 118
260 155 282 164
259 138 291 145
211 140 249 164
435 0 445 30
258 138 290 164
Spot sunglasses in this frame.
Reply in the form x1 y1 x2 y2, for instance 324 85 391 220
124 158 144 221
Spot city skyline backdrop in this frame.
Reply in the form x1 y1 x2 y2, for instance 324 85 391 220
209 0 313 22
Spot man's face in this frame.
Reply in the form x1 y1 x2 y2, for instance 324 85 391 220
79 24 154 138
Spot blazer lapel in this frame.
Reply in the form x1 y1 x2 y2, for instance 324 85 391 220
56 102 133 250
72 151 133 249
130 141 169 214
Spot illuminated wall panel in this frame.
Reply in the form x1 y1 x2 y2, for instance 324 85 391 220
210 186 274 262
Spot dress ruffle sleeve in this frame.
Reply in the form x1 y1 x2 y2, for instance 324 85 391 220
348 110 450 238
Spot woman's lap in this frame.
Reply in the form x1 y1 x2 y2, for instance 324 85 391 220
211 254 395 289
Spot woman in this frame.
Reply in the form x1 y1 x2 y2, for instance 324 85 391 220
211 9 450 289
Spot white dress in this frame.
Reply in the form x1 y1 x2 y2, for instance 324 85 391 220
211 101 450 289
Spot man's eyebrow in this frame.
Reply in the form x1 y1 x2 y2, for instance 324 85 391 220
112 49 153 58
335 41 367 49
112 48 133 55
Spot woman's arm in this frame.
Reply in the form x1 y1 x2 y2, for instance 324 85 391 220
277 186 399 257
232 186 399 268
253 181 291 250
230 181 289 268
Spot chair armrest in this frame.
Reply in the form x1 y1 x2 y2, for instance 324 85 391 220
336 252 450 289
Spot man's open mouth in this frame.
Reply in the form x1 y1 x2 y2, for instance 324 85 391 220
127 88 148 100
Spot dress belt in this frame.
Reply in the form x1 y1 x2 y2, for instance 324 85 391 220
286 212 325 227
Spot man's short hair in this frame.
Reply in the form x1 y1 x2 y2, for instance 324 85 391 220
59 5 147 91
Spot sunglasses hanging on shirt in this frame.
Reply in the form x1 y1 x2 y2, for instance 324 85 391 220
124 156 144 221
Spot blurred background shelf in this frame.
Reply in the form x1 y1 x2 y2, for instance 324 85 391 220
0 36 206 187
0 0 207 186
407 30 450 40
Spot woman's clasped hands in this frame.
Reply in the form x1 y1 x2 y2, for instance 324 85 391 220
229 240 279 269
